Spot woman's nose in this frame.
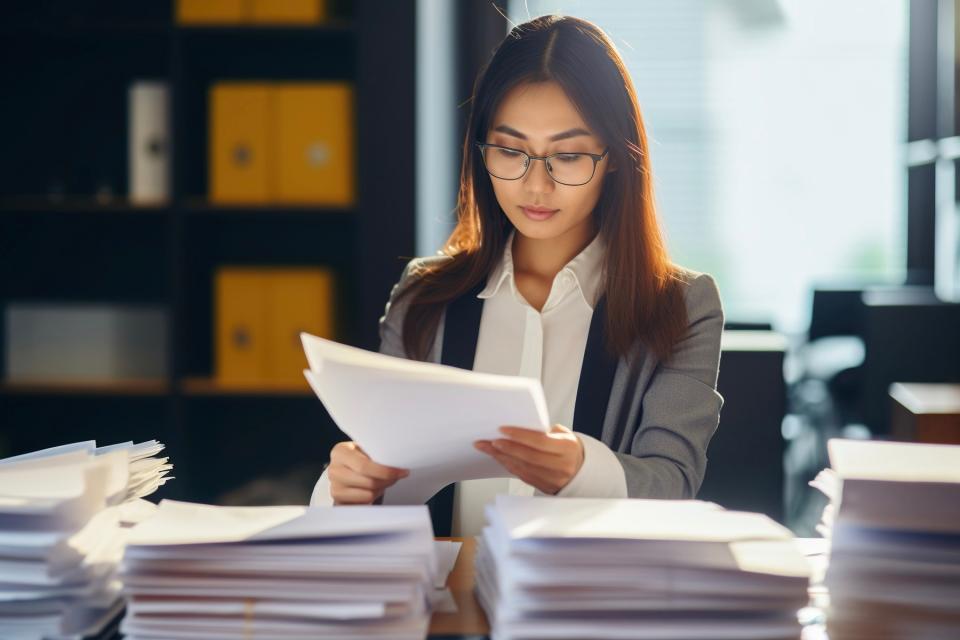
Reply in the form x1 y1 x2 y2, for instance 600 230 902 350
523 157 556 193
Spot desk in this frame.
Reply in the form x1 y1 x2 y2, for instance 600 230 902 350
430 537 489 638
890 382 960 444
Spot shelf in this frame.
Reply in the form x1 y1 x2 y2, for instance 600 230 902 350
0 379 170 396
180 377 313 397
0 198 171 214
175 21 354 36
0 22 172 36
181 199 356 218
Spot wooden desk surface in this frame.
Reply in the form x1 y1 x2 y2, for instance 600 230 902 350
430 537 489 637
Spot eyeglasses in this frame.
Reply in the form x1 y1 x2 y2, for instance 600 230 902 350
474 142 609 186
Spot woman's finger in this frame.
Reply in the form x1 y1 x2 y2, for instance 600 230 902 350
353 457 409 482
486 438 559 468
328 463 396 491
336 443 409 481
498 425 570 453
477 443 563 490
331 486 377 505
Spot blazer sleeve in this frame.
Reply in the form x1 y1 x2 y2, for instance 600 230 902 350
377 259 419 359
309 259 419 506
614 273 725 499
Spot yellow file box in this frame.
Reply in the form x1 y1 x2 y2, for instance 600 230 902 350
215 267 336 385
209 82 355 205
275 83 355 206
267 269 336 383
209 84 273 204
249 0 326 24
215 269 270 383
176 0 245 24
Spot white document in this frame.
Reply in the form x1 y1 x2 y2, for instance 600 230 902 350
433 539 462 588
826 438 960 533
126 500 432 548
301 333 551 504
490 496 792 543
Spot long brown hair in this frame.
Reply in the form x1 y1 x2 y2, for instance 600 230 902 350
398 14 688 363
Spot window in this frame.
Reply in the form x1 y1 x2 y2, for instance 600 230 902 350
510 0 909 331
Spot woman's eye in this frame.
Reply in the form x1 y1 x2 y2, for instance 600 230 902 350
496 148 522 158
554 154 582 163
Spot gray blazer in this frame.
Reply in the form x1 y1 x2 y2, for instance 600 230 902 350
377 255 725 500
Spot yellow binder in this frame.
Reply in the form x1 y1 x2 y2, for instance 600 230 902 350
209 83 273 204
267 268 336 384
176 0 245 24
274 83 355 206
249 0 326 24
215 269 269 383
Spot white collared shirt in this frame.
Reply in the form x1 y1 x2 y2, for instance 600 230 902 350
309 229 628 531
451 229 627 537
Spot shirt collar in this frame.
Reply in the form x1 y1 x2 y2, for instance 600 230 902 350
477 228 606 308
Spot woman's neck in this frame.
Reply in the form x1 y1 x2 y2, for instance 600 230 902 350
511 220 598 281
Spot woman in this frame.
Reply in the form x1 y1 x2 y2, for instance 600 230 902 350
311 14 724 537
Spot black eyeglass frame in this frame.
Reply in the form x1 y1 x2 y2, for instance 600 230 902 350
474 142 610 186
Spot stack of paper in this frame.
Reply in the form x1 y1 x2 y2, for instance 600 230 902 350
811 438 960 639
475 495 812 640
0 440 171 639
120 500 437 639
300 333 550 504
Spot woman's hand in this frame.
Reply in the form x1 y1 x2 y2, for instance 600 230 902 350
474 424 584 495
327 441 410 505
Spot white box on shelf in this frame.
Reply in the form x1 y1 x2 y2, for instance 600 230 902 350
4 304 168 382
128 81 170 204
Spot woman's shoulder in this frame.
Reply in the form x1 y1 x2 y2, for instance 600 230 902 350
392 254 453 291
384 254 454 305
669 265 724 321
401 254 453 278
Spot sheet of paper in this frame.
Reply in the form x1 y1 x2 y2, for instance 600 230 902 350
490 496 792 543
432 539 462 588
0 441 96 465
828 438 960 482
126 500 432 547
301 333 551 504
129 598 394 621
0 454 125 529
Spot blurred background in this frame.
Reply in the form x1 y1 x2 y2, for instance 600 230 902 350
0 0 958 535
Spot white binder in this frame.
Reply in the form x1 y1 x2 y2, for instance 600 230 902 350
128 81 170 204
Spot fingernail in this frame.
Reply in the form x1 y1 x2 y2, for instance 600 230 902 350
491 440 504 450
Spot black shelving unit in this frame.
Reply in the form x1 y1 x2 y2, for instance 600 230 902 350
0 0 417 505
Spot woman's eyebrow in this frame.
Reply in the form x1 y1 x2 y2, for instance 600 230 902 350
493 124 592 142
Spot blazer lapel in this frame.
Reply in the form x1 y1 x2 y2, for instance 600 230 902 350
440 281 487 370
572 295 619 442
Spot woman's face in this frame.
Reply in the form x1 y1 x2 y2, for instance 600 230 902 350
484 80 612 244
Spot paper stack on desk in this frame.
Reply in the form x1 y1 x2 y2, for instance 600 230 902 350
811 438 960 640
0 440 171 640
120 500 436 639
300 332 550 504
475 495 812 640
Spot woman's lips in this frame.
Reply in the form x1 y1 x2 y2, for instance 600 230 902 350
521 205 559 221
